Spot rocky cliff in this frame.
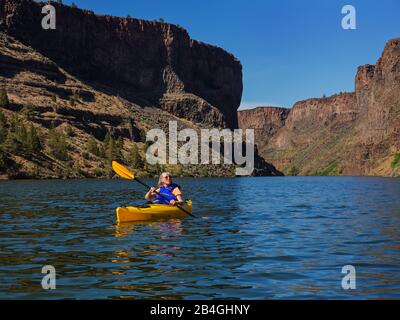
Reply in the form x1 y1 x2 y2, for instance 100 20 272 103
238 106 289 155
238 38 400 177
0 0 281 178
0 0 242 129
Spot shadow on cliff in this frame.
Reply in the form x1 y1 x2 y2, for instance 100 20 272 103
0 52 67 84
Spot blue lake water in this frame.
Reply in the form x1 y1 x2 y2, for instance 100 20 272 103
0 177 399 299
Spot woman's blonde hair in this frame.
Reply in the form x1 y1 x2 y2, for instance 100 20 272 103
158 172 172 186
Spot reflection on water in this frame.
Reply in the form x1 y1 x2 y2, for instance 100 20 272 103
115 219 183 238
0 177 399 299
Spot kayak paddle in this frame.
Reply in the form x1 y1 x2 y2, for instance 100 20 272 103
111 161 195 218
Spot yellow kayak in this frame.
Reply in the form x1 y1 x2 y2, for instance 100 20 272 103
116 200 193 223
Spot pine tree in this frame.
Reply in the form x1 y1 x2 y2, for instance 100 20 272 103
27 124 41 155
3 119 29 155
0 87 9 108
104 134 122 163
15 122 28 152
116 136 124 150
128 143 143 169
87 136 99 156
105 136 116 163
103 133 111 145
48 128 69 161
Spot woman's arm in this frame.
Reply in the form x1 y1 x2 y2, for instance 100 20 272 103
171 187 183 204
145 187 158 200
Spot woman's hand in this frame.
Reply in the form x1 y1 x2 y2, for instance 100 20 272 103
169 200 176 206
145 187 157 200
149 187 157 197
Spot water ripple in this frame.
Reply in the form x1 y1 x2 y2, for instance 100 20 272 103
0 177 399 299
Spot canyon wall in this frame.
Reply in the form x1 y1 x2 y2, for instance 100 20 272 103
238 106 289 155
0 0 281 178
238 38 400 176
0 0 242 129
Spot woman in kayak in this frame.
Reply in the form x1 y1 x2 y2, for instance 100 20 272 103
145 172 183 205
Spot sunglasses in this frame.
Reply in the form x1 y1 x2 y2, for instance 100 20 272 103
163 175 171 179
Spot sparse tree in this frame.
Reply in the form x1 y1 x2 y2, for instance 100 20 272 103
27 124 41 155
4 120 30 156
66 125 74 137
104 134 122 165
48 128 69 161
128 143 143 169
87 136 99 156
0 87 9 108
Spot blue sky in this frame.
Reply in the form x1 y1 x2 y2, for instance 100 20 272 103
59 0 399 109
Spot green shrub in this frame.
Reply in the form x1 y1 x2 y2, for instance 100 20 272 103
20 104 35 117
317 161 338 176
11 121 28 155
94 167 104 177
48 128 69 161
391 153 400 169
288 165 299 176
2 119 40 157
65 126 74 137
